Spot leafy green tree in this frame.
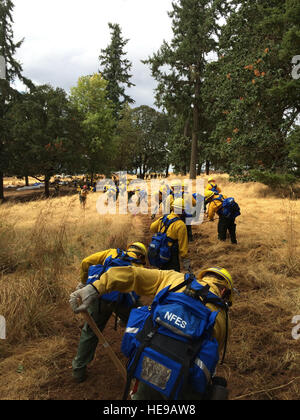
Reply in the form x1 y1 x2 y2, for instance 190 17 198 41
0 0 33 200
70 73 116 182
130 105 170 178
143 0 230 179
203 0 300 180
112 104 139 172
8 85 83 197
99 23 135 119
288 126 300 176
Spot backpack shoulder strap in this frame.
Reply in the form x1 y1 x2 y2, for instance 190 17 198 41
168 273 195 293
118 249 143 265
161 216 181 234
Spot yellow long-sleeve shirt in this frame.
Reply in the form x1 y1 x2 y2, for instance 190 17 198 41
150 213 189 259
92 266 230 352
80 248 142 284
207 195 226 221
205 182 221 194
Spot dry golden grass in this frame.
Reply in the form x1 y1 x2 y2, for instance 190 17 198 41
0 174 299 400
0 191 138 399
191 174 300 400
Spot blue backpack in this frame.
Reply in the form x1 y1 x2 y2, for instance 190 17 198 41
86 249 140 308
121 273 229 400
215 195 241 220
148 216 181 268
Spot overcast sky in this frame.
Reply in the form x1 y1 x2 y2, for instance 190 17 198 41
12 0 175 109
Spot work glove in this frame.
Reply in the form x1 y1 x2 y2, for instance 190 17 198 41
75 282 85 291
182 258 191 272
69 284 99 314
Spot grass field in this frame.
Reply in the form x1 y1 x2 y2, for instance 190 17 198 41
0 175 299 400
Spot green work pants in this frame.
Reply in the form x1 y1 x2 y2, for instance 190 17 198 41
72 298 135 380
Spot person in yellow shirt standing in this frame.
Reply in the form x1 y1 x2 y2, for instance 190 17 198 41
163 181 196 242
151 183 171 219
205 191 240 244
70 265 235 400
149 198 190 272
205 176 221 195
79 185 88 209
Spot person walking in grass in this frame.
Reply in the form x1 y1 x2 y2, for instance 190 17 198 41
205 176 222 195
205 191 240 244
79 185 88 209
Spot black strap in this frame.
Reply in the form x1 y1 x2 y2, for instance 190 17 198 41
161 216 181 234
220 303 229 365
122 317 158 400
116 248 143 265
169 336 206 400
168 273 195 294
113 293 123 331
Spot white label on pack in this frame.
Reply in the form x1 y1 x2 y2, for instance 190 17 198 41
164 311 187 329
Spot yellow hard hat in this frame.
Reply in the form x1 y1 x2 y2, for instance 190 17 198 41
127 242 148 258
171 197 185 213
208 176 215 183
205 190 214 201
198 267 234 304
170 179 182 189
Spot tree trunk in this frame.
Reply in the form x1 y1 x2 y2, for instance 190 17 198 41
44 176 50 198
165 164 169 178
205 160 210 176
25 175 29 186
91 172 94 186
189 79 200 180
0 171 4 201
184 117 190 138
189 119 198 179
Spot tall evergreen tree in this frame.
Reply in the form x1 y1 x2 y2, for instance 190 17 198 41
143 0 230 179
0 0 33 200
99 23 135 119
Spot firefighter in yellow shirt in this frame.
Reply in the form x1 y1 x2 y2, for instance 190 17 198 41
205 176 222 195
72 242 147 383
69 265 235 400
149 198 190 272
205 191 238 244
79 185 88 209
166 180 197 242
151 183 171 219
